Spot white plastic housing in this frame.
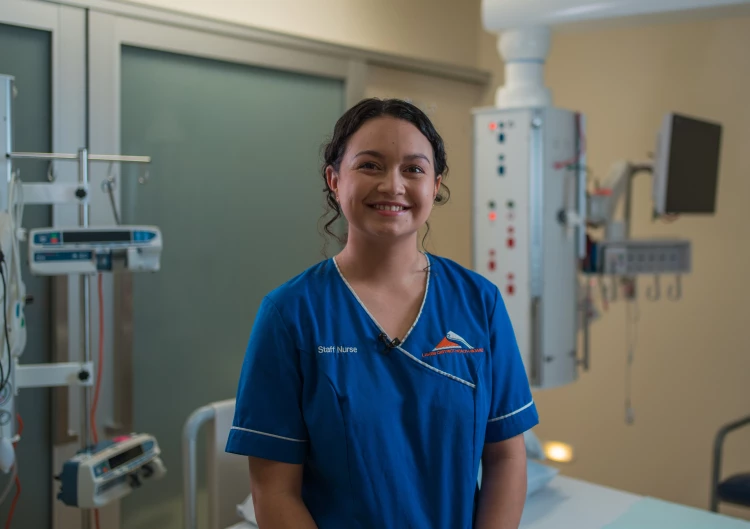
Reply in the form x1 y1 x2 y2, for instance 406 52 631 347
495 27 552 109
472 107 580 389
482 0 750 32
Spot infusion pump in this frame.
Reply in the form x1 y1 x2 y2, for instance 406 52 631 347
56 433 166 509
29 226 162 275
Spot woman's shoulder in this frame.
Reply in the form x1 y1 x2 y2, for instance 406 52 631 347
265 258 333 302
427 253 500 308
428 254 498 292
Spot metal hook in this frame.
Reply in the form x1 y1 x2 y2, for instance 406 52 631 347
646 275 661 301
667 275 682 301
101 162 116 192
47 161 56 182
138 167 149 185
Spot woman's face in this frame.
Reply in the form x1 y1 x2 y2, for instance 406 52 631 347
326 116 441 244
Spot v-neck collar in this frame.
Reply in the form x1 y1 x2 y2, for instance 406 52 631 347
332 252 431 349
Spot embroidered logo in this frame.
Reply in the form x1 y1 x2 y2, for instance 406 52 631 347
423 331 484 357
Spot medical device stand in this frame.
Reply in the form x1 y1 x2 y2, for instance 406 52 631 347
2 74 150 529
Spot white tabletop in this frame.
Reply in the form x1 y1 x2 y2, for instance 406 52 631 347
520 475 641 529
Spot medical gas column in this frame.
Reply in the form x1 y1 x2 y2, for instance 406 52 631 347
472 105 585 389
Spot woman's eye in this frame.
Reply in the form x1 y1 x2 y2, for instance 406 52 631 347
359 162 378 170
405 165 425 174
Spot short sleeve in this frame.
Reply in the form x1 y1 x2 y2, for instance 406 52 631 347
485 287 539 443
225 296 309 464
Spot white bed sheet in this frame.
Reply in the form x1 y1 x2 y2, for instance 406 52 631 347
222 475 691 529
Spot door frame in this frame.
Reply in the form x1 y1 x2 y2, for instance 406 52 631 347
86 9 364 529
1 2 86 529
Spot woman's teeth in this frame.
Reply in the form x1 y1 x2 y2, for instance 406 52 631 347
374 205 405 211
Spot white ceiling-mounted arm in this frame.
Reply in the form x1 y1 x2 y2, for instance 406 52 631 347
587 161 653 241
482 0 750 31
482 0 750 109
493 27 552 109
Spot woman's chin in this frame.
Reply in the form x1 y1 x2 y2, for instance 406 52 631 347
352 223 418 242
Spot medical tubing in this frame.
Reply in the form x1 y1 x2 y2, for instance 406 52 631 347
105 183 121 225
0 262 9 391
91 273 104 445
5 414 23 529
0 460 16 506
91 274 105 529
3 474 19 529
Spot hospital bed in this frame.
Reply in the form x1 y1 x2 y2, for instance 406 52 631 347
183 400 750 529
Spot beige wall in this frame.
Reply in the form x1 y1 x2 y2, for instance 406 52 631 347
121 0 481 68
479 15 750 519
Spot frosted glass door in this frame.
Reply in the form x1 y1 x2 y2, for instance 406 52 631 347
120 45 343 529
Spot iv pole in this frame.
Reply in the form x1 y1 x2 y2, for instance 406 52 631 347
4 74 151 529
9 149 149 529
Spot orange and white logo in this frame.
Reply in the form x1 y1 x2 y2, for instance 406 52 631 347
423 331 484 357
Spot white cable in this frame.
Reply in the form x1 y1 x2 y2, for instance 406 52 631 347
624 296 640 424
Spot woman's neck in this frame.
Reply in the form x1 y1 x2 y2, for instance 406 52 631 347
335 232 425 284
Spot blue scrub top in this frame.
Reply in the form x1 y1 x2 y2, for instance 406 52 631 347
226 253 539 529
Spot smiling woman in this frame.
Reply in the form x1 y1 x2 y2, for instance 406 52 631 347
225 98 538 529
320 98 450 249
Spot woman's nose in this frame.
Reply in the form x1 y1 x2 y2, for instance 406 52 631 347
379 168 405 195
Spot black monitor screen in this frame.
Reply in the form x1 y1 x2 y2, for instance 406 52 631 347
108 445 144 469
665 114 722 214
63 230 131 244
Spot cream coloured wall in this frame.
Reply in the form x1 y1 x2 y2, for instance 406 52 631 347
120 0 482 68
479 14 750 520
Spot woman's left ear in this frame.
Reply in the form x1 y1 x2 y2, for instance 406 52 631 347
326 165 339 196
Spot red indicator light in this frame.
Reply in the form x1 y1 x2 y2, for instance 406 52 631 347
488 261 496 271
508 273 514 279
488 211 497 221
507 284 515 295
507 238 515 248
489 122 497 131
508 226 514 234
489 249 496 256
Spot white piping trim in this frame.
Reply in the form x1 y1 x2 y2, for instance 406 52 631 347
230 426 308 443
395 345 476 389
333 255 475 389
332 252 430 348
488 400 535 422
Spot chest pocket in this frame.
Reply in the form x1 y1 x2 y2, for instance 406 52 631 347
321 343 481 529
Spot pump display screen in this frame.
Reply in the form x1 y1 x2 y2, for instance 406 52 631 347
108 445 144 469
63 230 132 244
